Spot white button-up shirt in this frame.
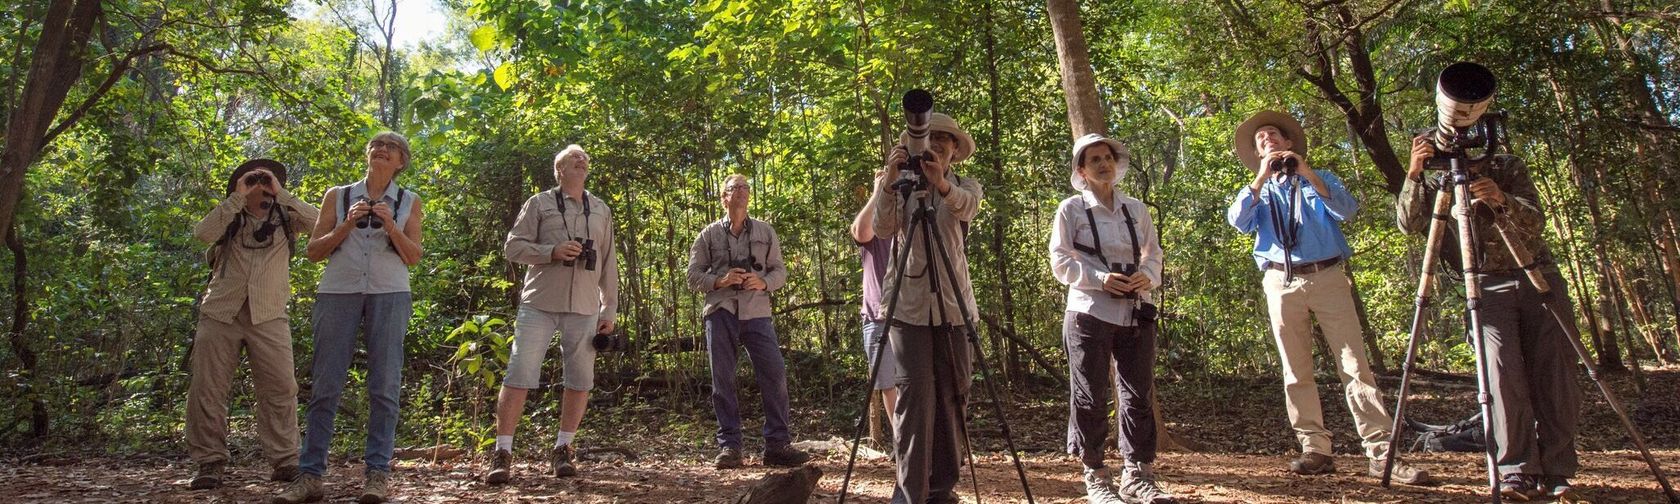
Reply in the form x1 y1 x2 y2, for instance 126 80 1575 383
1048 190 1163 327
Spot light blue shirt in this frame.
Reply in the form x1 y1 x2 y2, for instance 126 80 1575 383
1226 170 1358 270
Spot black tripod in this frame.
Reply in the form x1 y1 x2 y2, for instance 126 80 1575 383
1379 154 1678 503
838 175 1035 504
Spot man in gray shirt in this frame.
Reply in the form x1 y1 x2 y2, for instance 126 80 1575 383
686 174 809 469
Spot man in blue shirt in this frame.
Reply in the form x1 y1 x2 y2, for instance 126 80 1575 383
1226 111 1430 485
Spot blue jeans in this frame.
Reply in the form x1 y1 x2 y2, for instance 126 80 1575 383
704 310 792 450
299 292 411 476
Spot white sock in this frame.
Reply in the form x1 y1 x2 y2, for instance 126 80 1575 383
554 430 576 449
495 435 513 452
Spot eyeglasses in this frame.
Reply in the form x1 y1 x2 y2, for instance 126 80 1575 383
368 139 404 152
724 184 751 193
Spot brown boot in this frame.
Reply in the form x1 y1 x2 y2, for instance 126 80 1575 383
1288 452 1334 475
1368 458 1434 485
189 461 224 490
486 449 513 484
552 444 578 477
266 473 323 504
270 464 300 483
358 470 391 504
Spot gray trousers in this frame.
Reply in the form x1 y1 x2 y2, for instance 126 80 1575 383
1063 311 1156 469
889 324 971 504
703 311 792 450
1477 268 1582 477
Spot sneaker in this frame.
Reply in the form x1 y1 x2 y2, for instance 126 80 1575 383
1288 452 1334 475
270 464 300 483
1499 473 1540 501
1540 475 1574 498
485 449 513 484
1118 462 1179 504
551 444 577 477
189 461 224 490
358 470 391 504
1367 458 1434 485
762 444 811 467
714 447 744 469
266 473 323 504
1081 466 1125 504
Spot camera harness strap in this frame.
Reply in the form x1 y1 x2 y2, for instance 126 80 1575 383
1265 176 1304 281
1071 196 1143 310
552 188 595 310
335 182 407 254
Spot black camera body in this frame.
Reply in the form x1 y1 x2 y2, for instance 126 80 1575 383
1268 155 1299 175
562 237 597 271
592 329 629 352
727 256 762 290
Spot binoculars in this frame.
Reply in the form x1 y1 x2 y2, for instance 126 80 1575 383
563 238 598 271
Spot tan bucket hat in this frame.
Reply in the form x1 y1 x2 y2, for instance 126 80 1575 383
1233 110 1307 171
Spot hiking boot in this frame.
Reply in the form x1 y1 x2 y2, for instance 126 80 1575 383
762 444 811 467
358 470 391 504
927 491 961 504
551 444 577 477
1288 452 1334 475
1500 473 1540 501
1540 475 1574 498
1081 466 1125 504
270 464 300 483
1118 462 1179 504
189 461 224 490
714 447 744 469
266 473 323 504
1367 458 1434 485
485 449 513 484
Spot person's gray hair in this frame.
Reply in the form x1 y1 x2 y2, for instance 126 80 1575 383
552 145 588 184
368 131 412 173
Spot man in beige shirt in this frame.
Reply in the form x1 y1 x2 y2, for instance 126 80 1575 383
487 145 619 483
686 174 809 469
186 159 318 490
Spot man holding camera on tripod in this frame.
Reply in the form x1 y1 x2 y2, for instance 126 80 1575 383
872 112 983 504
686 174 810 470
1226 111 1430 485
485 145 620 483
1400 134 1582 500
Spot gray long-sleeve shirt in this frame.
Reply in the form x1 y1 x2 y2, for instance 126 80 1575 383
504 189 620 322
686 217 786 320
872 173 983 327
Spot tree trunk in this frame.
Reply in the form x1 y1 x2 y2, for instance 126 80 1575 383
0 0 102 238
1291 5 1407 194
1045 0 1106 139
6 223 44 437
1045 0 1189 453
984 0 1021 385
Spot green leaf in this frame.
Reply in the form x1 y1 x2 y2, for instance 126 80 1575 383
493 63 516 91
469 25 499 52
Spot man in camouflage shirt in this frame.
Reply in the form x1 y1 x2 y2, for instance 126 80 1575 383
1398 135 1583 500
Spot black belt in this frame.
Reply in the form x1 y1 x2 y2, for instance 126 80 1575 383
1264 256 1343 275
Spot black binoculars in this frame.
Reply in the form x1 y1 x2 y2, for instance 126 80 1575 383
1111 262 1139 300
1269 155 1299 175
728 256 762 290
563 238 597 271
354 196 387 229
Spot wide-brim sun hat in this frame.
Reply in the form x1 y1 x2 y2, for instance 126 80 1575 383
225 158 288 195
898 112 976 164
1233 110 1307 171
1069 133 1130 192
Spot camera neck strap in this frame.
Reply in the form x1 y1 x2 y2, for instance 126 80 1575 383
720 217 754 266
553 189 593 241
1075 197 1142 271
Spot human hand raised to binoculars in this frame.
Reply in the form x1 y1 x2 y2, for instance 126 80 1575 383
552 240 585 261
342 199 386 228
1102 271 1151 296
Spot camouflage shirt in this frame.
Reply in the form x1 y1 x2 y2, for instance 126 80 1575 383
1396 154 1552 275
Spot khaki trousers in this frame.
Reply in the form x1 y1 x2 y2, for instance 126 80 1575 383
1263 267 1392 460
185 303 299 468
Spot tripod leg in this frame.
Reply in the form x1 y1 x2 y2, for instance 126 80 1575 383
1384 183 1455 487
1451 166 1504 504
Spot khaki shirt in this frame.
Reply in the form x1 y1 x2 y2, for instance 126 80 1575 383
1397 154 1551 275
686 217 786 320
871 173 983 327
504 189 619 322
193 189 320 325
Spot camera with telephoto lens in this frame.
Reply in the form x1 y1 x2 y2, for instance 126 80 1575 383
1269 155 1299 175
1110 262 1139 300
727 256 762 290
354 196 387 229
891 89 935 193
562 237 597 271
1424 61 1504 170
592 329 629 352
